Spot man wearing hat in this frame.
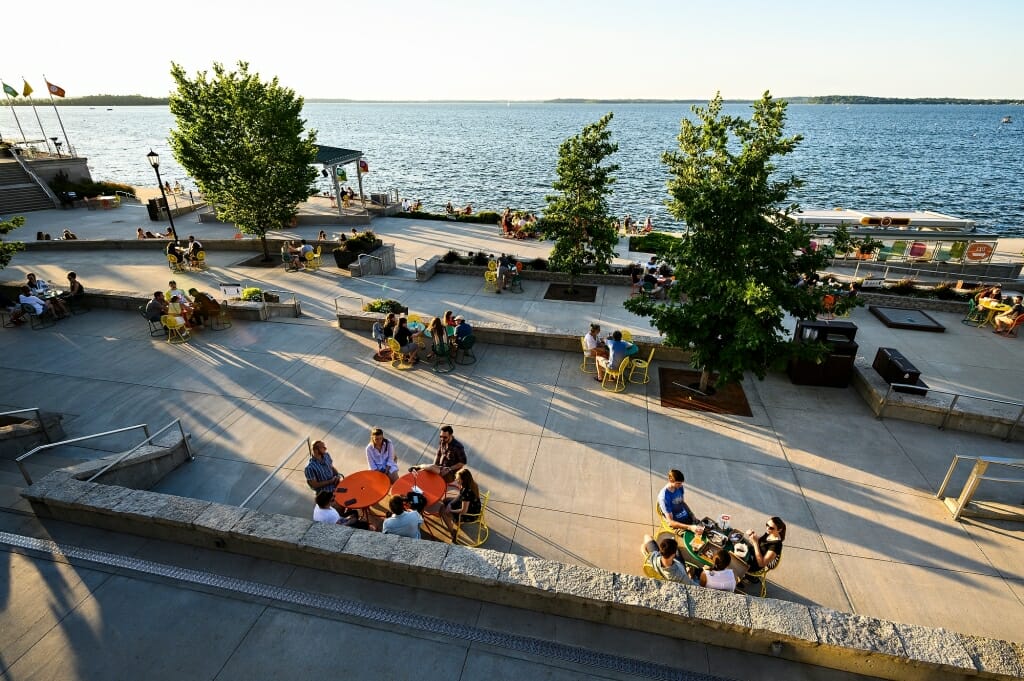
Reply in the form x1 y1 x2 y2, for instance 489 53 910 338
453 315 472 348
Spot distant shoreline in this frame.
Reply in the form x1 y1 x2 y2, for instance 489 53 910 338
6 95 1023 106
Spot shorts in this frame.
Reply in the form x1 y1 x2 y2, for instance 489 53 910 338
401 342 418 354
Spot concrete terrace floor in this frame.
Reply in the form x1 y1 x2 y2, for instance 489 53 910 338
2 202 1024 656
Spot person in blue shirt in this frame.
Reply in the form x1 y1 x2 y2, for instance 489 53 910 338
453 315 472 347
596 330 631 381
657 469 697 531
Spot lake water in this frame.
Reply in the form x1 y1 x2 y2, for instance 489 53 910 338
4 102 1022 234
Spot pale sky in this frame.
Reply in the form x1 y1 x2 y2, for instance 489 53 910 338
4 0 1022 100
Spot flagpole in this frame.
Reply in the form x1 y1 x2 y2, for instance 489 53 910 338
43 74 71 156
2 87 28 143
22 78 49 153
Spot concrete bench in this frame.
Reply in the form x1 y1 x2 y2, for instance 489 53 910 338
415 255 440 282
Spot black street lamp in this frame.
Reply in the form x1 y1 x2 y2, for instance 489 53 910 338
146 149 178 241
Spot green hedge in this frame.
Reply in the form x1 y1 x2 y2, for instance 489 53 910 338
628 232 679 254
395 210 502 225
49 176 135 199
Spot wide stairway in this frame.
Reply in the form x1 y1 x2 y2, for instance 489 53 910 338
0 156 54 214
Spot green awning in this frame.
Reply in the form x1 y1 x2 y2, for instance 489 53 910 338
315 145 362 166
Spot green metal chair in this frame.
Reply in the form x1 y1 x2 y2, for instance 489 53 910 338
455 334 477 365
431 339 455 373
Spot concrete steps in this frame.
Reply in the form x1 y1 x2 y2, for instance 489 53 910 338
0 159 53 213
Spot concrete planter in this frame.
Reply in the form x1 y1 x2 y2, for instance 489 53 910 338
859 291 969 314
437 262 631 286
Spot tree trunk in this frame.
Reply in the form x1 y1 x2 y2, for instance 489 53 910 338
260 234 270 261
699 367 712 393
566 272 575 294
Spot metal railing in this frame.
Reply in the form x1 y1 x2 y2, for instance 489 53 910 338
16 423 151 486
878 383 1024 441
356 254 384 276
0 408 51 443
240 437 311 508
260 289 300 320
935 454 1024 520
334 294 365 317
87 419 192 483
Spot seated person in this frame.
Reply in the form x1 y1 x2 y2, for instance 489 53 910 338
744 516 785 572
25 274 68 317
595 330 630 381
641 271 664 299
994 295 1024 332
461 203 473 215
441 468 482 542
583 323 609 360
445 201 455 215
186 235 203 265
188 288 222 326
443 310 457 329
410 199 422 211
166 240 184 262
312 490 366 528
640 534 689 582
381 495 423 539
166 295 192 329
628 264 643 295
453 315 472 348
285 241 304 270
63 272 85 303
317 230 328 242
1 292 27 325
166 280 192 306
162 227 175 238
19 285 60 319
657 469 697 530
687 548 736 592
975 286 1002 303
137 228 148 239
393 317 421 363
145 291 168 323
26 272 49 295
298 239 314 263
61 229 78 240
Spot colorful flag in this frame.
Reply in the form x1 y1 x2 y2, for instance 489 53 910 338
22 79 33 97
46 80 66 97
2 82 17 98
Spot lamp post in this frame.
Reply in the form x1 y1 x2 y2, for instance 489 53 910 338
146 149 177 241
50 137 60 157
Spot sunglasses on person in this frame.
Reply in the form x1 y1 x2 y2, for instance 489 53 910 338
766 522 777 531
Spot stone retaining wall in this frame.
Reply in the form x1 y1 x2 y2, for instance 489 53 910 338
335 307 694 363
437 262 632 286
21 466 1024 681
859 292 970 314
21 238 344 253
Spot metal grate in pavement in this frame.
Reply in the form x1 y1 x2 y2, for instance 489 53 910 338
0 531 733 681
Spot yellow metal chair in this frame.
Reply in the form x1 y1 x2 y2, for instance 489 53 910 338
167 254 185 272
601 358 632 392
483 271 498 293
407 313 423 325
487 260 498 272
620 330 633 342
161 314 190 344
191 250 208 271
743 554 782 598
454 491 490 547
629 347 655 384
386 337 414 369
312 245 323 268
304 251 319 271
579 336 597 373
655 501 674 534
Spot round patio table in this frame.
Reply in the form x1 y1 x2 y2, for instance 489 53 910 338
391 469 447 508
333 470 390 517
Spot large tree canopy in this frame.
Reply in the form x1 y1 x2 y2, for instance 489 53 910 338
539 112 619 291
169 61 317 258
0 215 25 271
625 92 840 392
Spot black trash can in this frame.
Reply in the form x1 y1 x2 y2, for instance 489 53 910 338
787 320 859 388
147 197 167 222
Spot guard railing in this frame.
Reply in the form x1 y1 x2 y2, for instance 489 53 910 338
86 419 192 483
334 295 365 316
935 454 1024 520
879 383 1024 442
240 437 311 508
0 408 51 443
16 423 151 486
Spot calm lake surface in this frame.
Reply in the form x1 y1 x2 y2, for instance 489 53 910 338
4 102 1022 233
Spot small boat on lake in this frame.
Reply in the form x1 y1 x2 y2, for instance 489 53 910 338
1002 116 1012 124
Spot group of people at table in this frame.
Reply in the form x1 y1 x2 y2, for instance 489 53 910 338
582 323 639 382
305 425 481 542
643 469 785 593
144 280 224 333
972 286 1024 333
3 271 84 325
372 310 473 365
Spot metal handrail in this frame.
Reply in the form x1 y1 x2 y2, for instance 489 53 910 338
879 383 1024 442
260 289 299 320
240 437 312 508
357 253 384 275
86 418 192 483
0 408 50 443
16 423 151 486
334 294 364 316
935 454 1024 520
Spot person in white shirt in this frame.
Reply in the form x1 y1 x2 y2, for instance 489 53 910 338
18 285 61 318
381 495 423 539
692 548 736 592
582 323 609 360
311 491 366 528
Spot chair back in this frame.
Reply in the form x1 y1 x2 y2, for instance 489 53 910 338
407 313 422 324
487 260 497 271
620 330 633 342
642 347 655 365
457 491 490 547
196 251 206 263
386 337 402 354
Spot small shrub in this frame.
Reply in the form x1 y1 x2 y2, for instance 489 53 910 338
888 278 917 295
472 252 490 266
473 211 500 224
629 232 678 254
441 249 461 264
241 287 263 301
528 257 548 271
933 282 958 300
363 298 405 313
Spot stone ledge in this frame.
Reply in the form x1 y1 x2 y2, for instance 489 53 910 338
20 473 1023 680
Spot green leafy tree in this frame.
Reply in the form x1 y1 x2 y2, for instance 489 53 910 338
625 92 843 393
169 61 318 260
538 112 619 292
0 215 26 270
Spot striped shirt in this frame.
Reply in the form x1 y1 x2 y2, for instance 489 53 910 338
305 453 337 493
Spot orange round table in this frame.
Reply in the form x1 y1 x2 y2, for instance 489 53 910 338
391 469 447 507
333 470 390 513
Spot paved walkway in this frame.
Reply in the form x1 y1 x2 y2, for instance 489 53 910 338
2 203 1024 674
